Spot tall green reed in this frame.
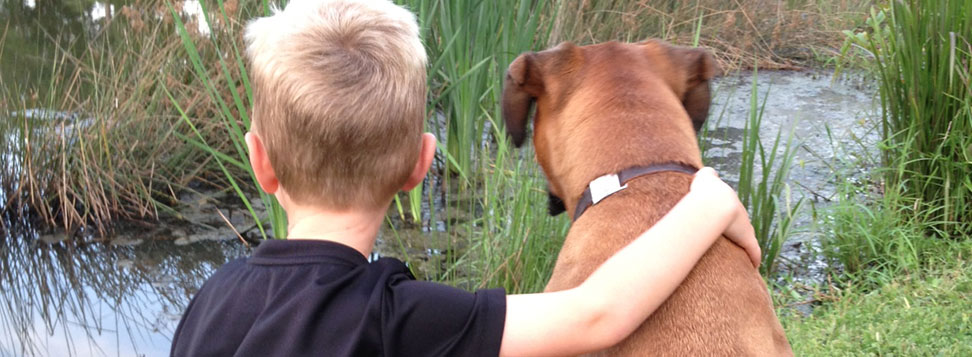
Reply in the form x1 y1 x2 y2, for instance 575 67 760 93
731 67 802 277
386 0 561 291
414 0 550 178
168 0 552 240
463 115 569 293
841 1 972 238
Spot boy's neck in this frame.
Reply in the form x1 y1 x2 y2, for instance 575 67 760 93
284 204 385 259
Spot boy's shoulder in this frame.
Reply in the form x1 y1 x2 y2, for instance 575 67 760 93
173 239 506 356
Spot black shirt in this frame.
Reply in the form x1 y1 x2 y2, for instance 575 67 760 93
171 239 506 356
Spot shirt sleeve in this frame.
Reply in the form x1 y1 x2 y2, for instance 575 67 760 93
380 274 507 357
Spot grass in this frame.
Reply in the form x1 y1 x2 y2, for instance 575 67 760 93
391 134 570 293
821 175 936 278
778 241 972 355
417 0 551 178
785 2 972 351
4 0 972 354
818 0 972 286
1 0 863 240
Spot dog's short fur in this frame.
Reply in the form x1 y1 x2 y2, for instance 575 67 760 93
502 40 792 355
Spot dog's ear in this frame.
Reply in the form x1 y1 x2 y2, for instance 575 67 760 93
675 48 720 132
503 43 581 146
502 53 540 147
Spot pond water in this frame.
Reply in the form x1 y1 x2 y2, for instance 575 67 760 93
705 70 881 284
0 227 245 356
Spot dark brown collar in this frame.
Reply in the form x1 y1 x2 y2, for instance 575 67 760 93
573 162 699 221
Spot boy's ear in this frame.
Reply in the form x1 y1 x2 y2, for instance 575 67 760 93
245 132 280 194
402 133 436 191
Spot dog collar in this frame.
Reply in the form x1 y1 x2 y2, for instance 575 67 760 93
572 162 699 221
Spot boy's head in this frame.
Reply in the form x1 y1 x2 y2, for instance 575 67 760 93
244 0 427 210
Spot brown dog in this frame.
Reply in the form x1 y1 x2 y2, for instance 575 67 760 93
502 40 792 355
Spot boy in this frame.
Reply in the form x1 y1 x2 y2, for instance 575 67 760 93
170 0 762 356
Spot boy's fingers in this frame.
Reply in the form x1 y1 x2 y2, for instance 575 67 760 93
741 218 760 268
750 244 761 268
695 167 717 178
690 167 719 192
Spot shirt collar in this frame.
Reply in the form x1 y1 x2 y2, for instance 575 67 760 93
248 239 369 267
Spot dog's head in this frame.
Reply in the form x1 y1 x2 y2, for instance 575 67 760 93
501 40 718 215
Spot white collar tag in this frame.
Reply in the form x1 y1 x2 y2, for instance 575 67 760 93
589 173 628 204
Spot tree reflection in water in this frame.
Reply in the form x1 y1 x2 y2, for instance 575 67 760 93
0 221 246 356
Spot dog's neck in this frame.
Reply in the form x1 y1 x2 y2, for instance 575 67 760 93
570 162 698 221
551 125 703 217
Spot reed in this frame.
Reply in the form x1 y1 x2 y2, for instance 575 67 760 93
3 0 851 242
0 4 222 235
167 0 287 238
381 0 562 291
455 120 569 293
704 67 803 277
4 1 806 291
550 0 868 70
841 1 972 238
823 179 930 277
407 0 551 178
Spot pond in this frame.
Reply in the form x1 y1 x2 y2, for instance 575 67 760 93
705 70 880 285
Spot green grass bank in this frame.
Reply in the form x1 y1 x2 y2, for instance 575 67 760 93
780 241 972 355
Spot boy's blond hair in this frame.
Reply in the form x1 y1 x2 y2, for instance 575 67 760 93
244 0 427 210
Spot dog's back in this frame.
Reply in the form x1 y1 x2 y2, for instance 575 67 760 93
547 176 790 355
502 40 792 355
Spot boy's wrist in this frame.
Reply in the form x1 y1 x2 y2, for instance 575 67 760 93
681 189 736 233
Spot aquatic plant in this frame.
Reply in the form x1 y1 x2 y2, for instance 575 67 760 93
841 0 972 238
0 3 220 235
168 0 287 239
780 239 972 355
1 0 865 241
735 67 803 277
700 67 802 277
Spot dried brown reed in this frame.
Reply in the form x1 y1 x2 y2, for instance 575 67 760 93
1 0 249 236
549 0 870 70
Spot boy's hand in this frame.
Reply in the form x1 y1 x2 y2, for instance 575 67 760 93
690 167 761 268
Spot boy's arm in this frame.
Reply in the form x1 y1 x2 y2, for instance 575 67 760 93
499 168 758 356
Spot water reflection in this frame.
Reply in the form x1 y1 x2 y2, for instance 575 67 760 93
0 0 98 99
0 223 247 356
